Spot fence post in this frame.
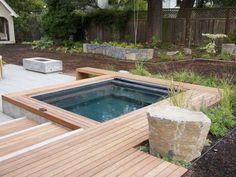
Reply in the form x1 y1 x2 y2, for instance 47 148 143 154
225 8 230 34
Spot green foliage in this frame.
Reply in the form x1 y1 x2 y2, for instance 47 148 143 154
175 52 185 60
204 139 212 147
91 41 144 49
201 53 212 59
224 29 236 44
137 145 149 153
150 36 161 48
130 62 151 76
156 52 170 61
32 38 53 50
156 71 236 137
85 9 132 31
6 0 45 42
202 84 236 137
161 43 177 50
162 155 192 168
42 0 76 40
219 51 231 60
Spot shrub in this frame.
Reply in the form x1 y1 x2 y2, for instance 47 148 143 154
175 52 185 60
32 38 53 50
201 33 227 54
130 62 151 76
161 43 177 50
42 0 76 40
219 51 231 60
156 52 170 61
224 29 236 44
150 36 161 48
202 84 235 137
201 53 212 59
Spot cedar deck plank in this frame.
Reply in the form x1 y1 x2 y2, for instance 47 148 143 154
9 120 147 176
0 118 38 136
0 124 68 157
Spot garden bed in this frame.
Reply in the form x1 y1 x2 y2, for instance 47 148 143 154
1 44 236 81
83 43 154 60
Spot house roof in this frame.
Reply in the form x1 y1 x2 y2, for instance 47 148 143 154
0 0 18 17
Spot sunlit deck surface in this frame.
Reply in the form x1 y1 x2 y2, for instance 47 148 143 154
0 67 221 176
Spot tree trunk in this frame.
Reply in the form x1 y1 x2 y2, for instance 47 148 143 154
177 0 195 18
146 0 162 42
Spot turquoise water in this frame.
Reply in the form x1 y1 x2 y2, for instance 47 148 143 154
45 84 166 122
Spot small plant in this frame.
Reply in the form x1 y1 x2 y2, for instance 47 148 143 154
130 62 151 76
32 38 53 50
137 145 149 153
156 52 170 61
219 51 231 60
161 43 177 50
201 53 212 59
162 155 192 168
202 83 236 137
224 29 236 44
204 139 212 147
150 36 161 48
201 33 227 54
105 64 116 71
175 52 185 60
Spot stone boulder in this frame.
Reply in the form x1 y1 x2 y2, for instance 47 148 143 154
166 51 179 56
183 48 192 55
147 105 211 162
222 43 236 55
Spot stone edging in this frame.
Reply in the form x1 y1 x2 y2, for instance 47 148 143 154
83 43 154 61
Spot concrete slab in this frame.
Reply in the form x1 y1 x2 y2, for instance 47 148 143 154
0 64 75 122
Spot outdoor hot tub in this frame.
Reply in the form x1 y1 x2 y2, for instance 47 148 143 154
33 78 169 122
2 67 219 130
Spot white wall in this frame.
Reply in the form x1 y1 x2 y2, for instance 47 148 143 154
0 3 16 44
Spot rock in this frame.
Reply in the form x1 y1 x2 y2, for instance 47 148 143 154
232 48 236 57
184 48 192 55
118 70 130 74
166 51 179 56
222 43 236 55
147 105 211 162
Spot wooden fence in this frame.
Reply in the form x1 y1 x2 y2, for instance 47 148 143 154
86 8 236 45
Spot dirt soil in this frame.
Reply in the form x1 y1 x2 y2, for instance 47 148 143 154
184 128 236 177
0 44 236 176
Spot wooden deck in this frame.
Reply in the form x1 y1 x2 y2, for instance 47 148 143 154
0 67 221 176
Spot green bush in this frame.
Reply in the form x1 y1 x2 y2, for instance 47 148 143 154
32 38 53 50
130 62 151 76
224 29 236 44
219 51 231 60
85 9 132 31
175 52 185 60
201 53 212 59
156 52 170 61
42 0 76 40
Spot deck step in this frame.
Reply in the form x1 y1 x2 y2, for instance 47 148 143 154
0 117 38 137
0 123 69 157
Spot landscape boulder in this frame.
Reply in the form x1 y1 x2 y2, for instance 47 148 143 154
147 105 211 162
222 43 236 55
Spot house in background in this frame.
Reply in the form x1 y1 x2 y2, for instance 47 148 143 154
163 0 182 8
0 0 18 44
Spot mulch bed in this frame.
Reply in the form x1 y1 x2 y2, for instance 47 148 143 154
0 44 236 176
1 44 236 80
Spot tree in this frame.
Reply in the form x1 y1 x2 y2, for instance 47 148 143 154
42 0 76 40
146 0 162 42
5 0 45 41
